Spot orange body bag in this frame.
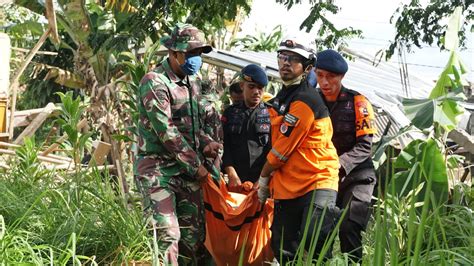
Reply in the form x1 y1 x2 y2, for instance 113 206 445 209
202 176 274 265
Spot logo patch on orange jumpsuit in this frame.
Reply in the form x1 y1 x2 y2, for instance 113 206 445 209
354 95 377 137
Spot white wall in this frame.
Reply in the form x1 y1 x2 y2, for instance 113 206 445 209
0 33 10 98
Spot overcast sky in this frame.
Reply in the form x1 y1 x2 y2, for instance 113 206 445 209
238 0 473 82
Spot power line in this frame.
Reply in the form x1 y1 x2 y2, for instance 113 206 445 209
388 61 444 69
356 37 474 51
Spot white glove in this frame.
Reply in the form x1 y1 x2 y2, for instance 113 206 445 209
257 176 270 204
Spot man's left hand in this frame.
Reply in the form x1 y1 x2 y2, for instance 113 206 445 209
203 142 223 159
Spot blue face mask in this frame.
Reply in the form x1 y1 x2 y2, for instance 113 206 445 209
180 54 202 75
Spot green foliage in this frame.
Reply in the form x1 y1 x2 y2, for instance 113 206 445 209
364 6 473 265
15 137 52 182
402 7 466 132
0 151 153 264
18 40 78 111
367 182 474 265
387 0 473 59
230 25 283 52
430 6 469 99
0 3 44 47
116 41 162 139
402 90 465 131
278 0 362 50
391 139 449 205
55 91 92 163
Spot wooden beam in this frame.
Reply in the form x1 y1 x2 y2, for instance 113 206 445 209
88 140 111 166
0 140 73 163
14 102 56 145
45 0 60 44
0 148 69 164
448 128 474 154
13 106 61 128
11 47 58 56
9 28 51 140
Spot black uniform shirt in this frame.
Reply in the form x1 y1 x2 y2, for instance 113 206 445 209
221 101 271 183
320 87 375 176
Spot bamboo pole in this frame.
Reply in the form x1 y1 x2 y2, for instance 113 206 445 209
9 28 52 140
45 0 60 44
0 140 72 162
11 47 58 56
0 148 69 164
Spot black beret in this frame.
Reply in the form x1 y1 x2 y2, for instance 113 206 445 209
315 49 348 74
240 64 268 87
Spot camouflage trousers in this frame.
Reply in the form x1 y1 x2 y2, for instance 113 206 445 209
135 174 208 265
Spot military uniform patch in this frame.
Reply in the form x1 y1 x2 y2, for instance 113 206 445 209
259 123 270 132
280 123 288 134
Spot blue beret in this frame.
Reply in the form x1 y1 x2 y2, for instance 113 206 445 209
240 64 268 87
315 49 348 74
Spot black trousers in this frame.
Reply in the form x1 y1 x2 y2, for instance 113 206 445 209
337 167 376 264
271 189 339 264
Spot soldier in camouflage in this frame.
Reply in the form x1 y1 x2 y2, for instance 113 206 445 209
134 23 221 265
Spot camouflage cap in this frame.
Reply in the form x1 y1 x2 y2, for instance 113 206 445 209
161 23 213 53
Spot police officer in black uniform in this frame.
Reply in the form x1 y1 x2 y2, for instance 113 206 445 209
222 64 271 189
314 49 377 263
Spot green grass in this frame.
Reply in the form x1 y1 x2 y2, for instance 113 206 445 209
1 134 473 265
0 140 154 265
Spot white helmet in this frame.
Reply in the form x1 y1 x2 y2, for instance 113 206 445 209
277 38 316 60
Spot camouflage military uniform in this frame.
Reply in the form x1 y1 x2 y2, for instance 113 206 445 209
134 23 214 266
198 81 223 143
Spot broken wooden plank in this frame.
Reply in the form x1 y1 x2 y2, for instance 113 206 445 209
0 148 70 164
14 102 56 145
13 106 61 128
0 141 20 149
0 141 72 163
88 140 111 167
448 128 474 154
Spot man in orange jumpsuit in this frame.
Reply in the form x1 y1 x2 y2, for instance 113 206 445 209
256 39 340 263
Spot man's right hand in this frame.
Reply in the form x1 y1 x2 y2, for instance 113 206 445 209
227 172 242 188
203 142 223 159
